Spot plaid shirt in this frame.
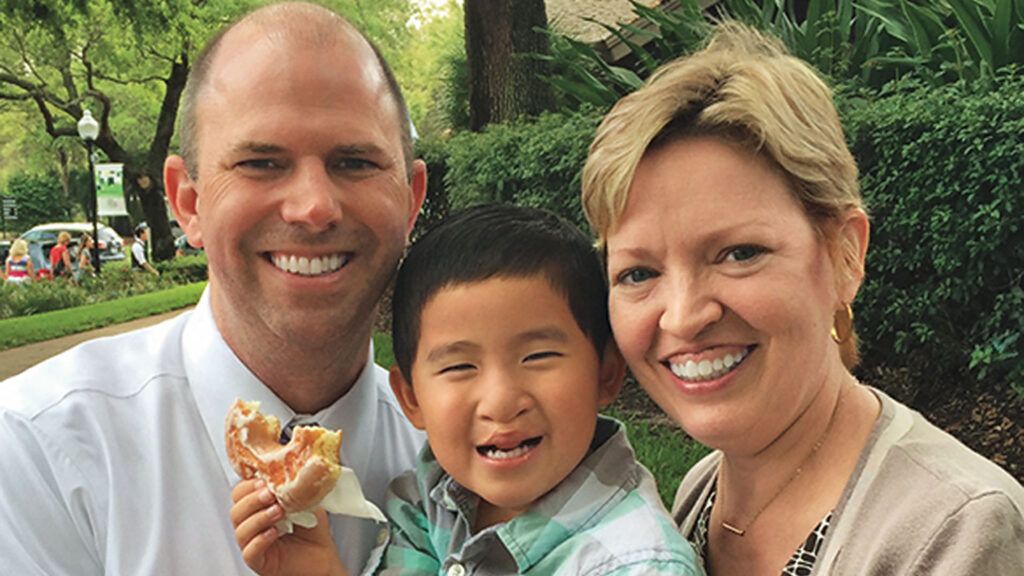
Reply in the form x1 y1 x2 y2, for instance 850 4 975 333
363 417 703 576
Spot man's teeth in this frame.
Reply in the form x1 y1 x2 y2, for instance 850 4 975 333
272 253 347 276
670 348 750 382
481 438 540 460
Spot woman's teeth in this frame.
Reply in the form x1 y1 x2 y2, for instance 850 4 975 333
669 348 750 382
271 253 348 276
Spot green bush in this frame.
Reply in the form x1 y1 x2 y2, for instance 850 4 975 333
1 172 73 234
426 108 603 230
846 74 1024 401
0 254 208 320
155 253 209 284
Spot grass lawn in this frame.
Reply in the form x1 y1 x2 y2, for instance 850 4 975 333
372 333 709 508
0 282 206 351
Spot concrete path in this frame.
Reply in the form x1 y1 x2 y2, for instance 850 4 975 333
0 308 192 380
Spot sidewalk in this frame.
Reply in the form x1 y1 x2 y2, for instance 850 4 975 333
0 308 192 380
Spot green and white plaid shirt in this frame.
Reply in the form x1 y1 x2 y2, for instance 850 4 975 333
363 417 703 576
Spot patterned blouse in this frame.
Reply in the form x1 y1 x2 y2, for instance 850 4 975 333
692 484 832 576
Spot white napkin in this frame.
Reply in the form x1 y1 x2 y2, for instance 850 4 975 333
274 466 386 534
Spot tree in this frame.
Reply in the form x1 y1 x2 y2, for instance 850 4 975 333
464 0 554 131
2 172 73 232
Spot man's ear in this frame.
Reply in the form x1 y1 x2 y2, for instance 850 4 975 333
835 208 870 304
164 155 203 247
597 341 627 409
405 159 428 236
389 365 426 430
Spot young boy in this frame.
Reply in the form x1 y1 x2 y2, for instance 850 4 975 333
231 204 702 575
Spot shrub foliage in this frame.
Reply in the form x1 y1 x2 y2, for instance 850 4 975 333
416 108 602 235
846 75 1024 400
0 254 207 320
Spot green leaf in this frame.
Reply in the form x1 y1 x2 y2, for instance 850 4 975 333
991 0 1013 67
947 0 994 70
856 0 913 43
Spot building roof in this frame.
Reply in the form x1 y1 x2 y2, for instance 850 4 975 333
546 0 665 45
546 0 720 62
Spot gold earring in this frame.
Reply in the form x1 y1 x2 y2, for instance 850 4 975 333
831 304 854 344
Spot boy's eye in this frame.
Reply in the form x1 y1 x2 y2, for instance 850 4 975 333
523 351 562 363
438 363 475 375
720 244 768 263
616 267 657 286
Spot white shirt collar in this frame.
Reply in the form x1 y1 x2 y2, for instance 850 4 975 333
185 287 380 484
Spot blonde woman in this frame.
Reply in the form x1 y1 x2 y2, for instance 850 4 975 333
582 22 1024 575
5 239 34 284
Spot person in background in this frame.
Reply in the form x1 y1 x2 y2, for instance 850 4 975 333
0 2 427 573
175 232 203 257
76 233 96 281
4 238 34 285
130 222 160 276
49 230 74 278
582 21 1024 575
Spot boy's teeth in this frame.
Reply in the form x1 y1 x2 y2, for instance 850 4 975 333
272 253 348 277
669 348 750 382
481 438 540 460
485 445 531 460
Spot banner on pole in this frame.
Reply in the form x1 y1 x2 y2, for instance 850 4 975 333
96 163 128 216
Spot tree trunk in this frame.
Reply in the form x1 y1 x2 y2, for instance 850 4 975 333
464 0 553 131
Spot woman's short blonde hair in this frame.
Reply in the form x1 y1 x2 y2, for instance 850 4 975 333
57 231 71 244
584 22 862 240
9 238 29 260
582 22 865 366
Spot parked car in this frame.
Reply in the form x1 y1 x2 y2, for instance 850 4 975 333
18 222 126 273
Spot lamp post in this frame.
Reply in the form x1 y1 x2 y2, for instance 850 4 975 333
77 109 101 275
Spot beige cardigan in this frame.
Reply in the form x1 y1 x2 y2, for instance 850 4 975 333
672 388 1024 575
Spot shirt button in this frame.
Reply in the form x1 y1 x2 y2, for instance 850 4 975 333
447 563 466 576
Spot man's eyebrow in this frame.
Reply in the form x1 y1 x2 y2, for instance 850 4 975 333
329 143 389 157
424 341 480 364
229 141 286 155
513 327 570 346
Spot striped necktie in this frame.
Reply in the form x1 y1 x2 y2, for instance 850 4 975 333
279 417 319 444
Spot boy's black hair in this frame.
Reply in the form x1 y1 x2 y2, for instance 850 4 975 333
392 204 611 383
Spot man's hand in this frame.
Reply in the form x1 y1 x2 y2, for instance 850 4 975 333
230 479 349 576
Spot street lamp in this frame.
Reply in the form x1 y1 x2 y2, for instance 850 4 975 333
77 109 101 275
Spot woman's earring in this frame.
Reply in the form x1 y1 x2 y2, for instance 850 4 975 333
831 304 854 344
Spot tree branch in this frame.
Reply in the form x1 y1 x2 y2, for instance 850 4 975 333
12 30 49 87
93 71 169 85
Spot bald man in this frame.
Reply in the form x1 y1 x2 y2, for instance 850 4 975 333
0 3 427 573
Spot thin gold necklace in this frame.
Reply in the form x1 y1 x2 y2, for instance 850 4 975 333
719 386 846 537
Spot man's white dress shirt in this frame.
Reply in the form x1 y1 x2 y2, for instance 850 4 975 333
0 289 424 575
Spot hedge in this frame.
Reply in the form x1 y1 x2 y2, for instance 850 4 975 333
416 77 1024 400
845 75 1024 402
0 253 207 320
